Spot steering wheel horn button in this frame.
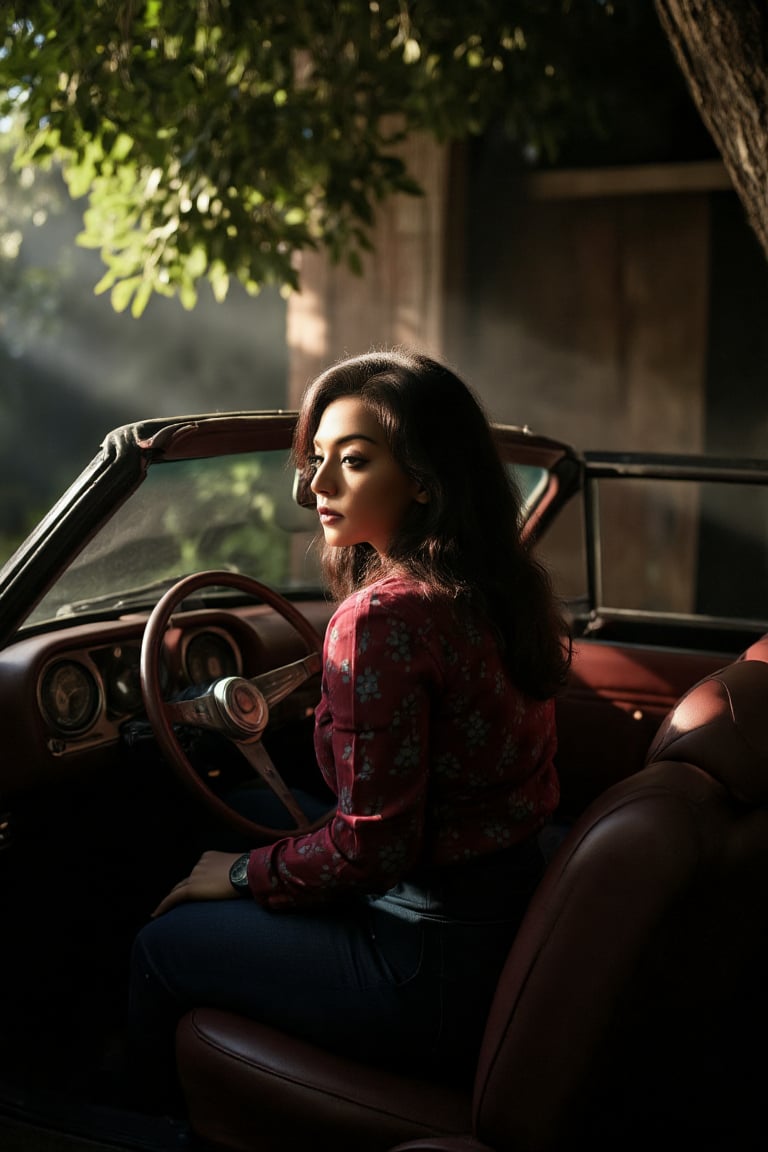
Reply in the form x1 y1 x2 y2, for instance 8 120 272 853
213 677 269 739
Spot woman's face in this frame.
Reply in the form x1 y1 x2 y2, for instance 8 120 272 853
308 396 427 555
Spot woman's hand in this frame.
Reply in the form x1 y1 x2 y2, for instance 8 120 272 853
152 850 244 917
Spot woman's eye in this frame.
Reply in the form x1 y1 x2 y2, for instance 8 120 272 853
306 455 322 470
342 454 366 468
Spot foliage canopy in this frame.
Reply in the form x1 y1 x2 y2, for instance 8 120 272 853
1 2 653 314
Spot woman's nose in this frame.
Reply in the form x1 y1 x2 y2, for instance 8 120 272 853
310 461 335 495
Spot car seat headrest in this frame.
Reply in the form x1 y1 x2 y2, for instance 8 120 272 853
646 660 768 806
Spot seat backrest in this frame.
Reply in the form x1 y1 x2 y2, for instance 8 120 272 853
466 652 768 1151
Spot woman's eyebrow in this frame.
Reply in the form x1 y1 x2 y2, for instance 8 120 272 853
313 431 380 449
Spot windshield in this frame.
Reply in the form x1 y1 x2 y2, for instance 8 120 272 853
20 443 553 631
27 449 321 627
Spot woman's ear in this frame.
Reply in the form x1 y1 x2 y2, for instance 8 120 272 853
410 481 430 504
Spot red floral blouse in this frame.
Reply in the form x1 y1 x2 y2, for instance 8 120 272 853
247 574 558 909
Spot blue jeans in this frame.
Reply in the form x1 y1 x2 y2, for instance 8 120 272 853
128 787 544 1104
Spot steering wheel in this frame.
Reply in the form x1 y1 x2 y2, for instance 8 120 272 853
140 570 331 840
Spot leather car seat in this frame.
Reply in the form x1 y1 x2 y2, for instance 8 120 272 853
175 641 768 1152
738 633 768 663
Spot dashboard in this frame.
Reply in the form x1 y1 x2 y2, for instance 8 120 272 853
38 627 241 752
0 600 332 793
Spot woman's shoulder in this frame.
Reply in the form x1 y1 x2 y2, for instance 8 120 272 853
332 575 477 643
350 572 432 613
327 573 431 627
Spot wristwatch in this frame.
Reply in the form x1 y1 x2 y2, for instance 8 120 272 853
228 852 251 894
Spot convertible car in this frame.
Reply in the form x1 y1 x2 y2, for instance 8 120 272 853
0 411 767 1152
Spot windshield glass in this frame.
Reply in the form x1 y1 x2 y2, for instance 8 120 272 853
22 447 552 630
27 448 321 627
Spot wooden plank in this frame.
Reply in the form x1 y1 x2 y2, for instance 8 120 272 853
522 160 731 201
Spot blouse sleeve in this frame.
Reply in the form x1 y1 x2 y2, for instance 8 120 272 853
246 588 440 909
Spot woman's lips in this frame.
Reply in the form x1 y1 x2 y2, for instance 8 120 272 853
318 506 342 525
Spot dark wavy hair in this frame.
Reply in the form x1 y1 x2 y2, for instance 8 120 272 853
292 349 571 698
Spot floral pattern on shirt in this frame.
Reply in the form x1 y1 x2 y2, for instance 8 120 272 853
248 574 558 909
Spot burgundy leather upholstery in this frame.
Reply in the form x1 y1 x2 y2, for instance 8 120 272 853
738 633 768 664
176 642 768 1152
174 1011 471 1152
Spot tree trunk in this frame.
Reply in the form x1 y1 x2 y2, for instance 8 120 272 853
655 0 768 259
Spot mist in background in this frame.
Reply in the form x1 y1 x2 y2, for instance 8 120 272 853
1 176 289 563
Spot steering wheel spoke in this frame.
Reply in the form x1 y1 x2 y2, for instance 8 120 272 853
250 652 322 707
236 742 313 831
164 690 223 731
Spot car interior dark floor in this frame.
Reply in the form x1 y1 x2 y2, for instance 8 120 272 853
0 714 324 1138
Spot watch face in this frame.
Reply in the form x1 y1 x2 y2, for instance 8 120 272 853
230 853 250 889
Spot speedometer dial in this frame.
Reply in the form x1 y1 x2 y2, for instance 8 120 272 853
39 660 100 733
183 630 240 684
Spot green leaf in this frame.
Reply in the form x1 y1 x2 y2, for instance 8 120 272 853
179 279 198 310
208 259 230 302
111 133 134 161
93 268 118 294
130 280 153 318
110 276 142 313
185 243 208 279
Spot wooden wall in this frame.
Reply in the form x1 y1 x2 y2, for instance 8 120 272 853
285 148 747 609
287 149 731 452
450 160 731 608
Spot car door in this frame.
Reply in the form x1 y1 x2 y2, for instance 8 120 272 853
534 450 768 820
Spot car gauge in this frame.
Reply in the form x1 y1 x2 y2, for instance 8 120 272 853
183 629 241 684
39 659 100 734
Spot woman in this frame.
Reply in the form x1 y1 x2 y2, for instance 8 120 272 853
129 349 571 1098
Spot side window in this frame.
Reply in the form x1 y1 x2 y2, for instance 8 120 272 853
594 476 768 621
508 463 549 516
531 472 768 626
505 460 588 606
531 494 588 605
